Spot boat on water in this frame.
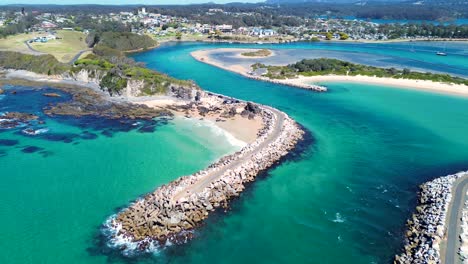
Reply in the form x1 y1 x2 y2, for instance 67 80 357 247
436 43 448 56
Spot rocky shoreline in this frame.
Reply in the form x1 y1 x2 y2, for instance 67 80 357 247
245 74 327 92
104 93 305 254
395 171 468 264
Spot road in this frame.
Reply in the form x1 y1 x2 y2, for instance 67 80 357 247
68 49 91 65
444 176 468 264
23 40 90 65
23 40 44 55
172 106 286 201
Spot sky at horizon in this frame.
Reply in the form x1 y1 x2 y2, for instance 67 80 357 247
1 0 260 5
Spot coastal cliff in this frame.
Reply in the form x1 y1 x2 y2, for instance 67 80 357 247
104 94 305 253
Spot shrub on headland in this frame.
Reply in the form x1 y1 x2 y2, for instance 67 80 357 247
0 51 197 97
0 51 69 75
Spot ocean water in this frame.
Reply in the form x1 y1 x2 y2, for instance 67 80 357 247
1 41 468 264
129 42 468 263
0 85 241 264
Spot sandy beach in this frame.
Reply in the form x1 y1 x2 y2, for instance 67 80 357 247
134 95 263 144
1 69 262 145
191 49 468 97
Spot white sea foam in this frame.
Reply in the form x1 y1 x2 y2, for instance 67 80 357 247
22 128 49 135
333 213 346 223
201 119 247 149
176 116 246 149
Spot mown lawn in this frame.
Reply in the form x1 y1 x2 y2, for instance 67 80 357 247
30 30 88 62
0 32 42 52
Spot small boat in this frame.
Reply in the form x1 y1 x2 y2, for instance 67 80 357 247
436 43 447 56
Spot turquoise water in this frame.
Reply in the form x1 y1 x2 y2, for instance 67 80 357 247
1 41 468 263
129 42 468 263
339 16 468 25
0 86 240 264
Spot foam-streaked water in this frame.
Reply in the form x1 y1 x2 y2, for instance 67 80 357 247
129 42 468 263
0 85 241 264
1 41 468 264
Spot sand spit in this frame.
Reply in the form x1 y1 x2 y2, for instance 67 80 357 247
105 92 305 253
191 49 327 92
395 171 468 264
191 49 468 97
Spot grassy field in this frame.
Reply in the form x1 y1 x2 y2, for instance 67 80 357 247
30 30 88 62
0 32 43 53
241 49 272 57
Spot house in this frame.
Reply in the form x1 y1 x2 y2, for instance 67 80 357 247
41 21 57 29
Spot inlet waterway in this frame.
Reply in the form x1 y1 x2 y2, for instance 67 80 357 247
0 41 468 263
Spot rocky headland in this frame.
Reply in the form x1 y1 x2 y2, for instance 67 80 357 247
104 92 305 254
0 69 201 121
395 171 468 264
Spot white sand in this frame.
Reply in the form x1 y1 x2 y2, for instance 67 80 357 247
191 49 468 97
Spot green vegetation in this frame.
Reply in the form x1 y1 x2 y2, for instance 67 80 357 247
254 58 468 85
73 54 196 95
86 32 158 57
339 32 349 40
0 51 69 75
241 49 272 57
0 51 196 96
29 30 88 63
0 15 37 38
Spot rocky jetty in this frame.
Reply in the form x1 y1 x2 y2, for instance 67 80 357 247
395 171 468 264
242 73 327 92
104 95 304 254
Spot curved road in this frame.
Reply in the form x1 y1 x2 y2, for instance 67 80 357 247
172 106 286 201
68 49 91 65
23 40 44 55
444 176 468 264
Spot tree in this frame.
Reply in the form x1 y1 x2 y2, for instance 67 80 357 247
325 32 333 40
339 32 349 40
175 32 182 40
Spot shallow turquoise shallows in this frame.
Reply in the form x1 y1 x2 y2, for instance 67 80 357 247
1 41 468 264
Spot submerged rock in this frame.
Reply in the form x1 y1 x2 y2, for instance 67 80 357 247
21 146 44 153
43 93 61 97
2 112 38 121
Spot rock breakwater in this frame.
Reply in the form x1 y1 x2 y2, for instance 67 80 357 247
246 74 327 92
104 99 304 254
395 171 468 264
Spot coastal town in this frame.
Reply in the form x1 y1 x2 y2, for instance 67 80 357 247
1 6 467 44
1 1 468 264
